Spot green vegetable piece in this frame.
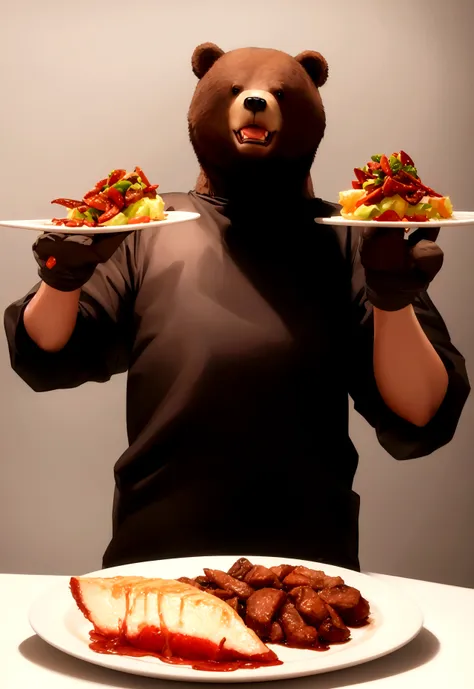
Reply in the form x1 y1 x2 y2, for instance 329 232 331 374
371 154 382 163
113 180 132 194
389 155 402 173
101 212 128 226
403 164 418 177
377 194 407 218
353 204 379 220
67 209 86 220
123 198 151 219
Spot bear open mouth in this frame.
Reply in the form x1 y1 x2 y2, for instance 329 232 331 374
234 126 274 146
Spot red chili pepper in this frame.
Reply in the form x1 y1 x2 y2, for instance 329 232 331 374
355 186 385 208
352 181 363 189
95 178 108 190
404 214 429 223
84 188 100 200
399 150 414 167
106 186 125 210
97 205 120 224
134 166 151 187
405 189 425 205
77 204 89 213
374 210 401 222
380 155 393 177
144 184 159 192
125 187 144 206
354 168 370 184
65 220 84 227
382 176 415 197
108 169 126 186
127 216 151 224
398 170 442 198
84 194 109 211
51 198 84 209
367 161 381 172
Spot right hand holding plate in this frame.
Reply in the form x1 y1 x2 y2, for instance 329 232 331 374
33 231 130 292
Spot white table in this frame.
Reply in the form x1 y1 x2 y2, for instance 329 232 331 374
2 572 473 688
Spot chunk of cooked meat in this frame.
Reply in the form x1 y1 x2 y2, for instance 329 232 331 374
270 565 296 581
341 596 370 626
194 575 214 589
244 565 281 589
204 569 254 599
321 575 345 589
289 586 329 625
279 601 318 648
228 558 254 581
177 576 203 590
246 588 287 638
226 597 239 611
269 621 285 644
282 571 313 589
210 588 235 600
290 566 344 590
319 585 361 610
318 604 351 643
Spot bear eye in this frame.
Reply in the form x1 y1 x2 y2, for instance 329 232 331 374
231 85 241 96
275 89 284 100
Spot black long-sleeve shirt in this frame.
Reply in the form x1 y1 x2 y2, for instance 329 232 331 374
4 192 470 570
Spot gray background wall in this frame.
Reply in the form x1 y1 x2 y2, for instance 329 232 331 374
1 0 473 586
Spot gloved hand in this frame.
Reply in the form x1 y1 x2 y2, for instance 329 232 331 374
33 231 130 292
360 226 444 311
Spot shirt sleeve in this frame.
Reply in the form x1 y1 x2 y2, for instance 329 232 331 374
3 236 138 393
345 226 471 460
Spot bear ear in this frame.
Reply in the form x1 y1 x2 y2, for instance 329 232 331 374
294 51 329 88
192 43 225 79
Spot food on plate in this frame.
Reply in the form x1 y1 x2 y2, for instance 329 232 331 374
179 557 371 651
70 575 281 672
339 151 453 222
70 559 371 671
51 167 166 228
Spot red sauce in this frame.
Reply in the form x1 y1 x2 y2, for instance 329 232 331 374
89 628 282 672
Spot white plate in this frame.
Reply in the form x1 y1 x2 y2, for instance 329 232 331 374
29 555 423 683
315 210 474 228
0 211 200 234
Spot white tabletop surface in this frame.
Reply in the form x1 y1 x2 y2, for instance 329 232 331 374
2 572 473 689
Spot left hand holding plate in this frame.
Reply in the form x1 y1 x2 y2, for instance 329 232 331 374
360 225 444 311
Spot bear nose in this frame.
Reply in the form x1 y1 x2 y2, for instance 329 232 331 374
244 96 267 114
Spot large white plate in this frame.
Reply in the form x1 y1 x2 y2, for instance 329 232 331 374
29 555 423 683
0 211 200 234
315 210 474 228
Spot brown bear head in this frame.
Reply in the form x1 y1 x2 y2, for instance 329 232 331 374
188 43 328 203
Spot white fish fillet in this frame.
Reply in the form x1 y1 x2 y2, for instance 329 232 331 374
70 575 278 665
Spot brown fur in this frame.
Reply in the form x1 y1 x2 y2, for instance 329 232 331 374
188 44 328 204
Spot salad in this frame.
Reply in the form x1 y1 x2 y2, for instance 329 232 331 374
339 151 453 222
51 166 165 228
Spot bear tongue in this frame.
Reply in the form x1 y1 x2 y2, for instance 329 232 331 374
240 126 267 141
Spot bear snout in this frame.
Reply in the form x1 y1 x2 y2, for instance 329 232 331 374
244 96 267 114
229 90 282 151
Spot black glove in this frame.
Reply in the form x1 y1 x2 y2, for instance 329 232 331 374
33 232 130 292
360 226 444 311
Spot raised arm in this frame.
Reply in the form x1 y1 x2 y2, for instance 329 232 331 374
346 225 470 460
4 231 136 392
